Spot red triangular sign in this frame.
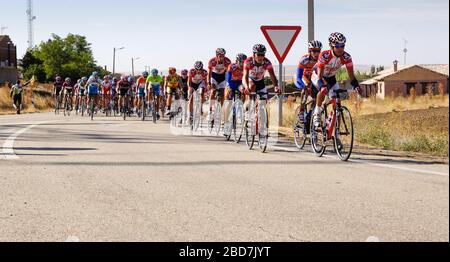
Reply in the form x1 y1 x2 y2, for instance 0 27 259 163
261 26 302 64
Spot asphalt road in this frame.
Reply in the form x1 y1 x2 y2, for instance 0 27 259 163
0 112 448 242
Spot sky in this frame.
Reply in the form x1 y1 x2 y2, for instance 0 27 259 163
1 0 449 74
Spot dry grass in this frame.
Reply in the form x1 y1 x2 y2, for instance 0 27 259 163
277 93 449 157
0 83 54 114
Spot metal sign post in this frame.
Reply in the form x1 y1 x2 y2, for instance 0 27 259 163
261 26 302 127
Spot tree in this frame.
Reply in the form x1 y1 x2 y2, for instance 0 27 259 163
22 33 109 82
21 49 46 82
370 65 376 76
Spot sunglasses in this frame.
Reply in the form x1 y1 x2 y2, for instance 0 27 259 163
334 44 346 49
256 53 266 57
310 49 321 53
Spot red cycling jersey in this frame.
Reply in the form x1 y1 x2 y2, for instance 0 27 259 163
228 63 244 81
189 69 208 84
298 54 317 78
208 57 232 75
314 50 353 78
244 57 273 82
101 80 112 95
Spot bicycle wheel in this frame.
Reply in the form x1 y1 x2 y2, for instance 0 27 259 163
224 102 234 141
258 102 269 153
123 97 128 121
63 98 68 117
245 100 256 150
193 94 202 131
213 102 222 136
141 100 146 121
55 97 60 115
152 100 158 124
90 98 95 121
335 106 354 161
310 109 327 157
234 101 244 143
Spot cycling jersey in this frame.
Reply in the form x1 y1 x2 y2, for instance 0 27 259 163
87 76 101 95
166 74 180 89
208 57 232 75
227 63 244 81
313 50 353 78
244 57 273 82
54 81 63 94
296 54 317 89
189 69 208 85
147 75 163 86
101 80 113 95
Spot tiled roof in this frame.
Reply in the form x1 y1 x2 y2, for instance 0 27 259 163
361 64 449 85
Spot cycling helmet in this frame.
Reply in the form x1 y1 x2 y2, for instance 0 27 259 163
329 32 347 46
253 44 267 55
103 75 110 80
308 40 323 50
92 71 99 77
216 48 226 55
55 76 62 82
81 77 88 82
151 69 159 76
142 71 149 77
128 76 135 83
181 69 189 76
121 75 128 81
169 67 177 74
112 77 118 82
236 53 248 62
194 61 203 70
65 77 71 83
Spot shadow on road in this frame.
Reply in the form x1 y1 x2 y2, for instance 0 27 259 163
31 160 339 167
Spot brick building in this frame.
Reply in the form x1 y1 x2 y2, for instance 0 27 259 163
0 35 18 84
361 62 449 99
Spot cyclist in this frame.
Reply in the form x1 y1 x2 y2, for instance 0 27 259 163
101 75 113 113
53 76 64 107
295 40 323 123
311 32 361 128
146 69 164 120
117 75 132 113
62 77 74 111
135 71 149 115
165 67 181 115
180 69 189 102
226 53 247 102
242 44 280 103
208 48 231 117
188 61 208 120
111 77 119 113
86 71 102 113
128 76 137 114
75 77 88 114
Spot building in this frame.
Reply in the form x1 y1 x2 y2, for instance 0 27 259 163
361 61 449 99
0 35 18 84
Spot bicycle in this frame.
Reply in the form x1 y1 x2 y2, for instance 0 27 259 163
54 93 62 115
122 91 132 121
311 89 355 161
207 90 224 136
245 92 270 153
224 88 245 143
293 88 316 150
63 91 73 117
191 88 203 132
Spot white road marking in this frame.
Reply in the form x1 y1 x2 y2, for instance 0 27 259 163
271 145 449 177
1 121 53 160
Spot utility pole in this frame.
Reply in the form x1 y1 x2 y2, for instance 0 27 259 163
403 38 408 65
308 0 315 42
113 47 124 75
26 0 36 49
132 57 140 77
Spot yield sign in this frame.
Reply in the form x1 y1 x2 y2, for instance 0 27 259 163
260 26 302 64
